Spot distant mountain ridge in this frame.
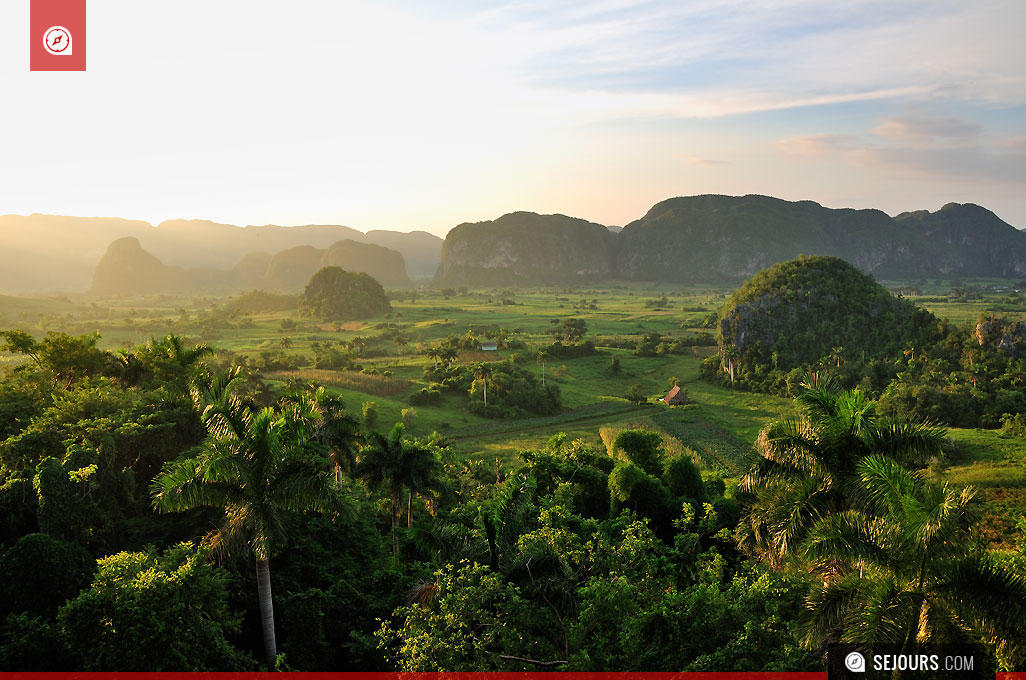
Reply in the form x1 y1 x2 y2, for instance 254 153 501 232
435 195 1026 285
90 237 410 296
5 195 1024 294
434 212 618 286
0 215 442 294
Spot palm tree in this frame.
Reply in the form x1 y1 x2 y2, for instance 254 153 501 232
473 362 493 406
150 371 351 668
142 333 213 384
359 423 407 557
722 345 739 384
481 474 537 573
801 455 1026 666
402 438 446 527
358 423 445 556
737 380 945 566
537 349 549 387
149 332 212 367
308 387 363 487
440 347 459 368
394 335 409 364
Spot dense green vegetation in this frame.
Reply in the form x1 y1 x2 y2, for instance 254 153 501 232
301 266 392 321
710 255 939 381
705 256 1026 430
1 269 1025 671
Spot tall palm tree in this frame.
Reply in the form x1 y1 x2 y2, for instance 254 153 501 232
358 423 444 556
359 423 407 557
308 387 363 487
440 347 459 368
151 371 351 668
737 380 945 566
394 335 409 364
481 474 537 573
402 438 446 527
801 455 1026 666
537 349 549 387
473 362 493 406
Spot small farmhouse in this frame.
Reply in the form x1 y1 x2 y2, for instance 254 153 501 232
480 342 498 351
661 384 689 405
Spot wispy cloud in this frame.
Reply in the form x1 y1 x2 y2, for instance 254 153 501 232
777 134 857 159
871 115 982 147
677 154 728 166
456 0 1026 120
999 135 1026 151
776 112 1026 184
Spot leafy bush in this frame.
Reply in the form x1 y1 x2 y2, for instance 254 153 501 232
662 456 708 503
625 384 647 405
1001 413 1026 439
409 386 443 406
57 544 252 671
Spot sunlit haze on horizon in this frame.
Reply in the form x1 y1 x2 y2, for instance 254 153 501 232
1 0 1024 235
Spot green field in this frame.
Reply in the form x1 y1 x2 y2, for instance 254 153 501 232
3 281 1026 547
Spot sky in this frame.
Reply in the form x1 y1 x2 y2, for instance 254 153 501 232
0 0 1024 236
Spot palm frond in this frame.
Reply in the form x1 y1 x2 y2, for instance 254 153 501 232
852 455 920 518
796 378 842 422
867 418 946 466
802 510 891 572
801 572 864 646
934 554 1026 649
842 579 918 645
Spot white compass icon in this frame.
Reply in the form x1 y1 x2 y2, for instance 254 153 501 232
44 26 73 56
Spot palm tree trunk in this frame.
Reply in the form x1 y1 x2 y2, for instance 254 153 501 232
391 489 400 557
255 558 277 669
408 489 413 528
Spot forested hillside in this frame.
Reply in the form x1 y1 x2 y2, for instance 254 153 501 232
436 195 1026 285
704 255 1026 429
434 212 618 286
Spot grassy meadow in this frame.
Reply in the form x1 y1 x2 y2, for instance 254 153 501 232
3 279 1025 547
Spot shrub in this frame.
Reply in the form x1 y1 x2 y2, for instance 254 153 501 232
362 401 379 429
662 456 707 503
624 384 647 405
410 387 443 406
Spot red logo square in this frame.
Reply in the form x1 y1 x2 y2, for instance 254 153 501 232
31 0 86 71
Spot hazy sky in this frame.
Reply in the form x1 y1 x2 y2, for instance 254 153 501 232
1 0 1024 235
